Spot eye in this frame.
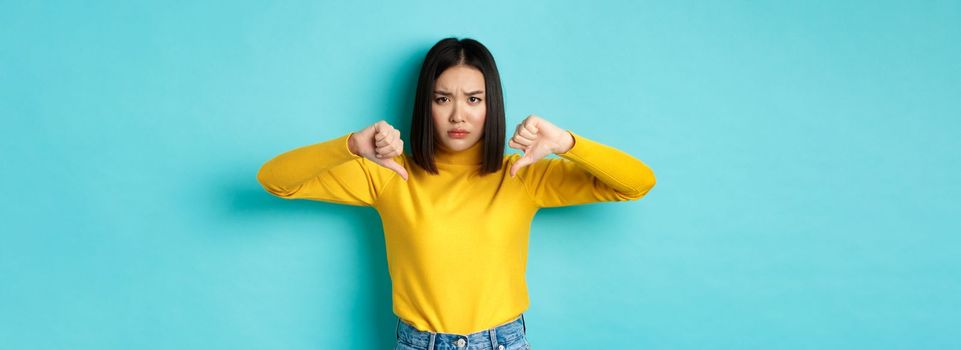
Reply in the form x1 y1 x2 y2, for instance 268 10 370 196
469 97 482 103
434 96 448 103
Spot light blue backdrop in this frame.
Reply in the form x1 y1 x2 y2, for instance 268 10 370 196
2 1 959 349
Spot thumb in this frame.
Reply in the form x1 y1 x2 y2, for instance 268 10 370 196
510 153 534 178
378 158 409 181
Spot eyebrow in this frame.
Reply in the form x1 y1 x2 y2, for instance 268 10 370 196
433 90 485 96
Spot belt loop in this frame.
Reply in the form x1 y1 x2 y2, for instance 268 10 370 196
395 317 401 340
428 332 436 350
521 314 526 334
488 327 498 349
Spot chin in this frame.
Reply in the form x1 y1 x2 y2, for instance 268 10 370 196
451 138 479 149
438 135 481 151
443 142 464 151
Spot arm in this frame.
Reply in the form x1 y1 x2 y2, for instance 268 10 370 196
516 130 656 208
256 132 400 207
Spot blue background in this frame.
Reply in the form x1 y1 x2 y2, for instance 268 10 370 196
2 1 959 349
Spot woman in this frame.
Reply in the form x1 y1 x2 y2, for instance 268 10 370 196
257 37 656 350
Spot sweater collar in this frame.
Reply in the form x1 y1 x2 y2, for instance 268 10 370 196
435 140 484 165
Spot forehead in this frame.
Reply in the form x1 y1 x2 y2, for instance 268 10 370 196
435 65 485 92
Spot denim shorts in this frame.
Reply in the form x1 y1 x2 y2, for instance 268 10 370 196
394 314 531 350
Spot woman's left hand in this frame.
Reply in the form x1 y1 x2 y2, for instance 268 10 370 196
509 114 575 177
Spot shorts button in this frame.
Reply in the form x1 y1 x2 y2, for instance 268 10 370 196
455 338 466 347
498 345 505 350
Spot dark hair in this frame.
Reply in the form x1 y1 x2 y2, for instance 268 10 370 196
410 37 506 175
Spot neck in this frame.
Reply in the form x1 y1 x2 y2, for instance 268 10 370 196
435 140 484 165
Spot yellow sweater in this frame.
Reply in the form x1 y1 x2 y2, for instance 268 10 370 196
256 130 656 334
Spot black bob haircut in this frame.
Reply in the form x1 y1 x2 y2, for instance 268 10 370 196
409 37 506 176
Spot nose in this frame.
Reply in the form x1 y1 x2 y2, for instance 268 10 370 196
449 102 465 124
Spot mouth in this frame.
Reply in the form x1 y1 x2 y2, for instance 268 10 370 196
448 129 470 138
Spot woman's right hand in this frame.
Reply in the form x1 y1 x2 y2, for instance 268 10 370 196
348 120 409 181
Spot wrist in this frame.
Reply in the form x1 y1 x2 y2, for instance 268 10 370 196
347 132 360 156
554 130 575 154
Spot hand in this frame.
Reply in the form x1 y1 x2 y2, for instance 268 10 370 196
348 120 409 181
508 114 575 177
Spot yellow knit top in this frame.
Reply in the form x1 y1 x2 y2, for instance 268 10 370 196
256 130 656 334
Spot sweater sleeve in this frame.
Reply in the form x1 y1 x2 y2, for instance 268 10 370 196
256 132 401 207
516 130 656 208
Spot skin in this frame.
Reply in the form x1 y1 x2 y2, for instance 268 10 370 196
348 64 575 180
348 120 409 181
432 64 488 153
508 114 575 177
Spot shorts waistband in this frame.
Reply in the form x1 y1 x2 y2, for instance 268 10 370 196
395 314 527 350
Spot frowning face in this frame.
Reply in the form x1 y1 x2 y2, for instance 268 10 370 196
431 64 486 152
